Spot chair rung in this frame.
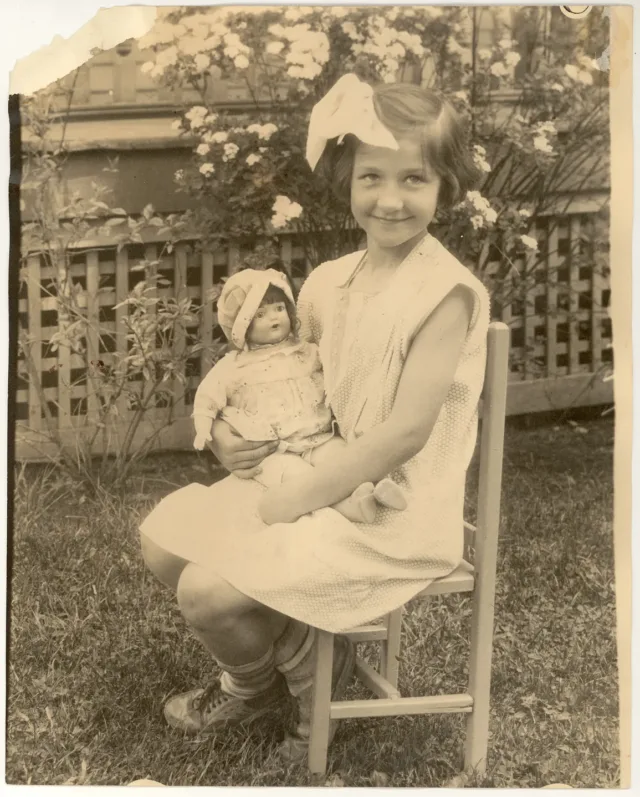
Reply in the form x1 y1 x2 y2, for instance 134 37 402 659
330 692 474 720
414 560 475 598
355 656 400 699
346 624 388 642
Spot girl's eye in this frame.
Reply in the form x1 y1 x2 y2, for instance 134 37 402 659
406 174 427 185
358 173 379 183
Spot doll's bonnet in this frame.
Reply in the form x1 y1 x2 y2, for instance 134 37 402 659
217 268 295 349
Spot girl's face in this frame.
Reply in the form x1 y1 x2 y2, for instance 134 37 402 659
350 136 441 254
247 299 291 346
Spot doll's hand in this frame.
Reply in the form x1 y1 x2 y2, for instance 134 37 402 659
258 485 302 526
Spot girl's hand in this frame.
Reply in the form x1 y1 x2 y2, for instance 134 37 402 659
258 484 302 525
208 419 279 479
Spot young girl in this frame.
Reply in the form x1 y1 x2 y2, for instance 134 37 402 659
192 266 407 523
140 74 489 762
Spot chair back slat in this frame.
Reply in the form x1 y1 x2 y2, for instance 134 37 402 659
476 323 509 555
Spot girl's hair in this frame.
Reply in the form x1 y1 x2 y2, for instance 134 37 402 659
252 283 299 338
316 82 480 209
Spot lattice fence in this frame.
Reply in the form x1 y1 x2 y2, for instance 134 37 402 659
16 214 613 461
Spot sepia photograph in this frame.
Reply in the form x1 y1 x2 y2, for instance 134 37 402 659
6 3 630 789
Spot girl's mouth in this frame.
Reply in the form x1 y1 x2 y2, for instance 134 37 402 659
372 216 411 223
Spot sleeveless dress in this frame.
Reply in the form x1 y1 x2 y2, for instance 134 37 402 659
139 234 490 633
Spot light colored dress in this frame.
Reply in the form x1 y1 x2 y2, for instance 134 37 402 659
140 234 490 633
193 339 334 455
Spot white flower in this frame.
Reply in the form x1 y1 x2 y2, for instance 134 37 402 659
578 54 600 71
453 90 469 103
140 61 154 74
341 21 361 40
478 49 492 61
199 163 214 176
194 53 211 72
518 208 532 218
471 215 484 230
196 143 210 156
577 70 593 85
271 195 303 228
258 147 267 154
484 207 497 224
179 31 211 56
284 7 306 22
222 142 239 162
234 54 250 70
533 135 553 154
246 153 261 166
466 191 497 223
185 106 209 129
210 131 229 144
490 61 508 77
156 45 178 69
170 119 182 131
551 82 564 92
498 38 515 50
268 23 287 38
473 145 491 173
537 121 557 135
266 40 285 55
467 190 489 211
247 123 278 141
520 234 538 251
505 51 521 68
564 64 579 80
473 154 492 173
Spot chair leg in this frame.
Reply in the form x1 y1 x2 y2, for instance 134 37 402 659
464 583 496 774
308 629 335 778
379 608 402 688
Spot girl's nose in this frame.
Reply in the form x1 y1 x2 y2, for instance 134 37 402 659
376 187 404 212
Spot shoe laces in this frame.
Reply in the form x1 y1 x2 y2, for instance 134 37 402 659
193 682 231 715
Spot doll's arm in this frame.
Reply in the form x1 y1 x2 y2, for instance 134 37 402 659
259 286 473 524
192 356 234 450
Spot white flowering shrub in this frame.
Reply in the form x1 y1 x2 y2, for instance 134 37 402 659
140 5 609 302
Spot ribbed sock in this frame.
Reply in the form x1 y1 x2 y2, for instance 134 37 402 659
218 644 278 700
273 619 317 698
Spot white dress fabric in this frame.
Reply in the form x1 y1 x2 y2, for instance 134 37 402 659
140 234 490 633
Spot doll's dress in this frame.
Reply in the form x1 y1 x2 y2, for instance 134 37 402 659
141 234 490 633
194 339 334 455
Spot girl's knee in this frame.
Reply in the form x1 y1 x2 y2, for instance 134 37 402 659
140 533 188 592
176 564 258 629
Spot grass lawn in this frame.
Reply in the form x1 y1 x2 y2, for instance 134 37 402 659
6 417 618 787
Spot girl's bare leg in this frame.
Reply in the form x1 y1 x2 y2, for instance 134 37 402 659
176 563 287 664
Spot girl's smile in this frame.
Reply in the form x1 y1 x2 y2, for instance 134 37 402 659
350 137 441 260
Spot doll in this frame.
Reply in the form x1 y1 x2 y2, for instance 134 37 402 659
193 268 406 523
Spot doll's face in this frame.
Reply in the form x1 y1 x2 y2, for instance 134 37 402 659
247 300 291 346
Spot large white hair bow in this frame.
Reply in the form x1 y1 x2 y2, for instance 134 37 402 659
305 74 399 170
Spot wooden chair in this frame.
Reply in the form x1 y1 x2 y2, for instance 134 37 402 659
307 321 510 778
